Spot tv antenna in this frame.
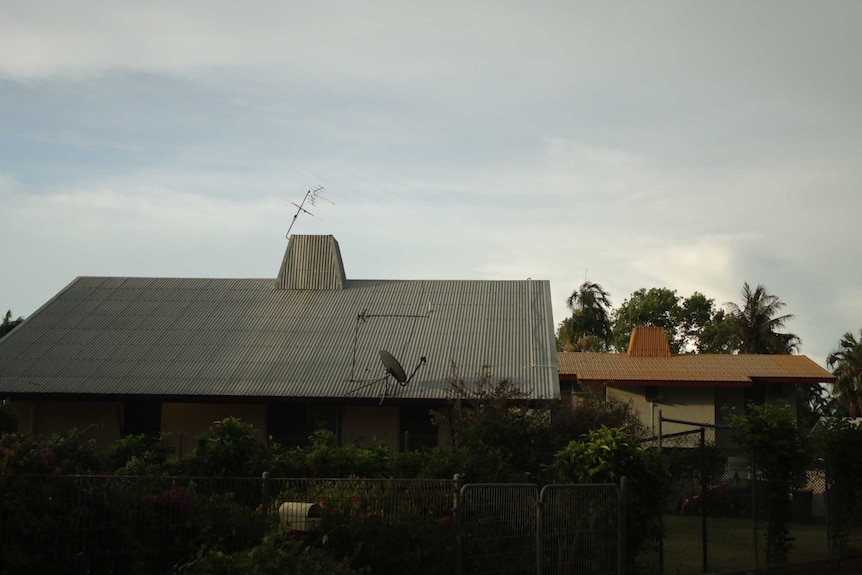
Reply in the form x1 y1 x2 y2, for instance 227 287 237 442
285 186 334 238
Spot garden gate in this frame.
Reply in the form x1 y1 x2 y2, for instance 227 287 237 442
456 482 624 575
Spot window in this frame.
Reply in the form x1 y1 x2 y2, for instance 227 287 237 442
399 405 438 451
123 400 161 436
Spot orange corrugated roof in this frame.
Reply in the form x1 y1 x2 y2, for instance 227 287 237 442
627 326 671 357
558 352 835 387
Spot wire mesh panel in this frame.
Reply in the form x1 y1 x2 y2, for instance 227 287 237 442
657 418 841 575
458 484 539 575
0 475 458 575
540 484 620 575
0 475 266 575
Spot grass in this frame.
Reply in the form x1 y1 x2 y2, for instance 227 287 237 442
659 514 862 575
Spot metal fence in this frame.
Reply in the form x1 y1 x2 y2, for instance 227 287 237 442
0 475 624 575
0 474 459 575
653 415 862 575
457 483 623 575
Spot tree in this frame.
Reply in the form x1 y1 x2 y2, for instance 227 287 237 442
610 288 734 354
728 403 809 565
826 330 862 416
676 292 735 353
611 287 680 352
725 283 800 354
1 310 23 339
558 281 613 352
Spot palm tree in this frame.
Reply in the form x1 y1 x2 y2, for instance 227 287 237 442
827 330 862 416
725 283 800 354
559 282 612 351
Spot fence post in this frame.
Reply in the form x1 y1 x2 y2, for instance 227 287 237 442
700 427 708 574
453 474 462 575
751 449 758 567
261 471 271 539
536 489 543 575
619 477 627 575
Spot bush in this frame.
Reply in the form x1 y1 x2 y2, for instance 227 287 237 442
176 530 353 575
728 403 808 565
0 428 104 475
550 425 666 573
180 417 269 477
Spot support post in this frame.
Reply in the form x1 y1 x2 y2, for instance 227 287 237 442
261 471 271 538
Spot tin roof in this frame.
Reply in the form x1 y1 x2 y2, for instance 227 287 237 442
0 235 559 401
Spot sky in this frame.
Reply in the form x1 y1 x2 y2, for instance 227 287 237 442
2 1 860 368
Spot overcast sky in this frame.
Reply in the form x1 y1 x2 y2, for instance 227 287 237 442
2 1 860 367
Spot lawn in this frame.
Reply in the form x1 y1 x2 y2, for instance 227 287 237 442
659 515 862 575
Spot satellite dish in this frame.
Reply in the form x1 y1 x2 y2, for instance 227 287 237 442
379 350 408 384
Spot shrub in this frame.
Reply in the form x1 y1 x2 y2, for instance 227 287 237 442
727 403 808 565
176 530 353 575
180 417 269 477
550 425 666 573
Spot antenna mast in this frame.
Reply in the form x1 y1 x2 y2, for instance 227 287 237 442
285 186 334 238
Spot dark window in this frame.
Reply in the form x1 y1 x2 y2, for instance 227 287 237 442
123 400 161 436
744 382 766 408
399 405 438 452
267 403 342 446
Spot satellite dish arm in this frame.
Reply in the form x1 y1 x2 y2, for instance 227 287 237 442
402 356 427 386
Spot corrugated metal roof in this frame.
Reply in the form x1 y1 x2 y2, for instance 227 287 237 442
0 236 559 401
558 351 835 386
276 235 346 290
626 326 671 357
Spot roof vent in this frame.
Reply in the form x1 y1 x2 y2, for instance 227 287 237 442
276 235 346 290
627 326 672 357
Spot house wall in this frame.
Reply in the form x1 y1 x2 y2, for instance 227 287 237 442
342 406 400 451
607 385 716 436
10 399 449 455
13 400 123 444
161 403 267 457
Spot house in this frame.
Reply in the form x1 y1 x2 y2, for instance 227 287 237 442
558 326 835 445
0 235 559 453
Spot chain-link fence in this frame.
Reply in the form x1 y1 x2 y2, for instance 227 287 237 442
652 416 862 575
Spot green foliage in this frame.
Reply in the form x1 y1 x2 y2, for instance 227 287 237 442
810 417 862 556
612 288 681 352
550 425 666 573
301 430 393 478
176 531 354 575
827 329 862 416
549 386 646 445
438 364 550 482
181 417 269 477
727 403 808 564
725 282 800 354
0 428 104 475
281 480 453 575
559 281 613 351
610 288 731 353
106 432 176 475
0 309 23 339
